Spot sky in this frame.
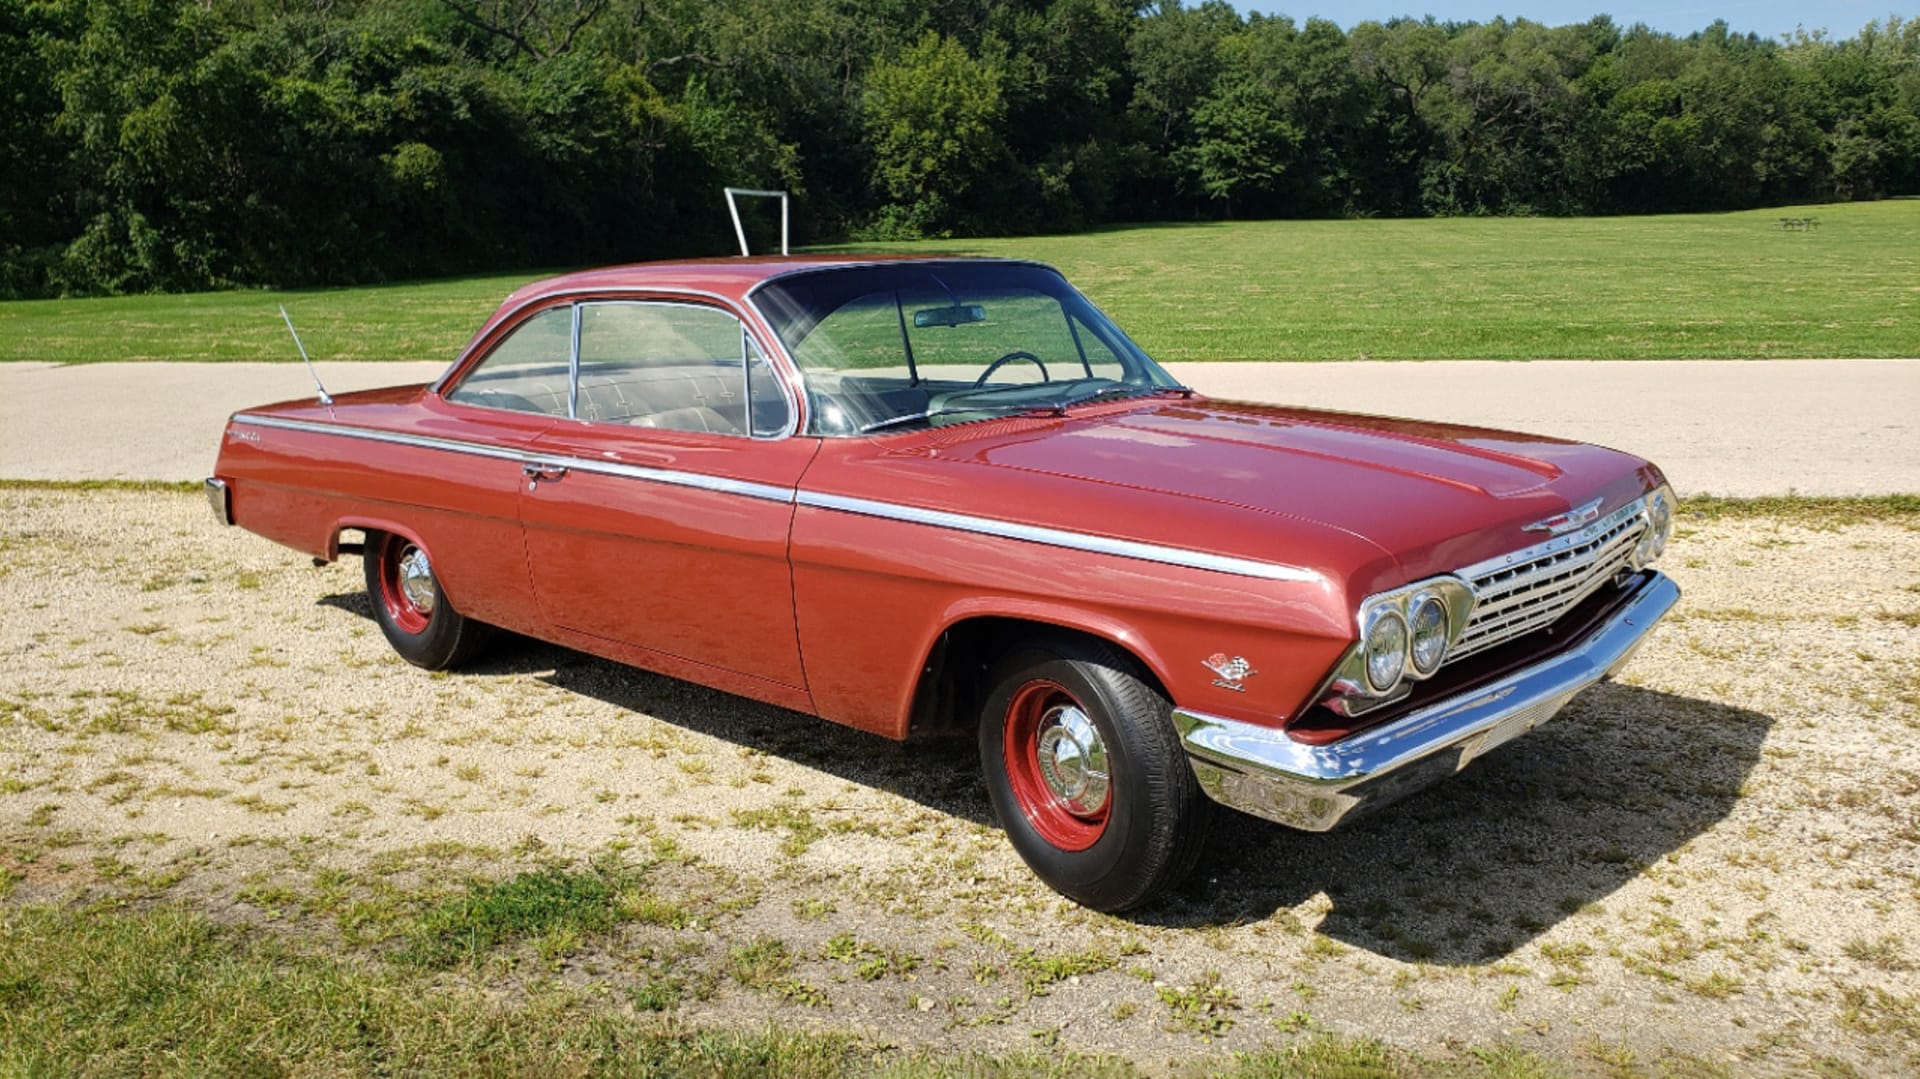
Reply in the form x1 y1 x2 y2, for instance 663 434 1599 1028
1237 2 1907 40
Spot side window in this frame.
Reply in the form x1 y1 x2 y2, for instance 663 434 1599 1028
576 302 787 437
445 307 573 416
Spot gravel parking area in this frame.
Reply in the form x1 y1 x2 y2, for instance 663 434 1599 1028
3 488 1917 1073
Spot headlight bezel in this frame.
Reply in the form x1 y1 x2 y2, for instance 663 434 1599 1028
1631 484 1676 570
1324 575 1476 714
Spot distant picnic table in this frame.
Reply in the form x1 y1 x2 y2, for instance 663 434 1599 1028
1777 216 1819 231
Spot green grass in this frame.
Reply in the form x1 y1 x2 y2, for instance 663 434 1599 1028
0 902 1574 1077
1676 494 1920 527
403 860 633 967
0 903 866 1076
3 202 1914 363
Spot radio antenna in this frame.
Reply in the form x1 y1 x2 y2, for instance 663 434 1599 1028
279 305 333 406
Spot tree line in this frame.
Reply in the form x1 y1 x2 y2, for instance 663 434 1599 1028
3 0 1915 298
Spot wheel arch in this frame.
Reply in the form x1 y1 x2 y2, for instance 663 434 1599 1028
330 517 474 612
906 606 1173 739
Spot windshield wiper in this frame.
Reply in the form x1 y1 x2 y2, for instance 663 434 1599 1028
856 403 1052 435
1049 384 1196 414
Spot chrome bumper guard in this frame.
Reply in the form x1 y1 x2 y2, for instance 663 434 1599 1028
204 477 232 526
1174 571 1679 832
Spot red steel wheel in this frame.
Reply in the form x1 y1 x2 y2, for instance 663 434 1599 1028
374 533 436 635
1001 678 1111 852
979 636 1211 912
361 529 491 671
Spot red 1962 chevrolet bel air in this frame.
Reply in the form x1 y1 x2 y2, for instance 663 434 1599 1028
208 256 1678 911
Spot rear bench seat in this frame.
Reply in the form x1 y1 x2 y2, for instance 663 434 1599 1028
578 365 744 434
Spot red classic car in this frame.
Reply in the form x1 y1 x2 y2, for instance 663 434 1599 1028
208 256 1679 911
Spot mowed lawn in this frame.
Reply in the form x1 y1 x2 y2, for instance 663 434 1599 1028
2 201 1914 363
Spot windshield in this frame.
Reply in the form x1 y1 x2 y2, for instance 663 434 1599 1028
752 262 1183 435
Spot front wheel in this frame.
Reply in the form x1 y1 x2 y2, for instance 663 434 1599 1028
363 530 491 670
979 636 1211 912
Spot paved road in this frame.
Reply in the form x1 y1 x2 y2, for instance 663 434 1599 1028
3 359 1916 496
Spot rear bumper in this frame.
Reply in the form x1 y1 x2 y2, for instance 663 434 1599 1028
1174 571 1679 832
204 477 232 526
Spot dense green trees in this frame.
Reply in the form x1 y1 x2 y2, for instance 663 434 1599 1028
3 0 1915 297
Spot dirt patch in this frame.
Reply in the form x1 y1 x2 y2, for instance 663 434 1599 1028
3 489 1918 1074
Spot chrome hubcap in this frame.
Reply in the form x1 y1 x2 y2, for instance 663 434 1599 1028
1034 705 1109 816
397 547 437 615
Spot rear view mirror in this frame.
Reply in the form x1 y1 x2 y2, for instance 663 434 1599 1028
913 304 986 328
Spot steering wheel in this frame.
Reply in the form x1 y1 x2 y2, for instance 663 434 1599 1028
974 351 1049 387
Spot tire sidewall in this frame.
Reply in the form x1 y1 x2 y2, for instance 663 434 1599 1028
364 530 468 669
979 646 1179 909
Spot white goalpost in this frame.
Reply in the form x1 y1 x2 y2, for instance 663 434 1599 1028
722 187 789 256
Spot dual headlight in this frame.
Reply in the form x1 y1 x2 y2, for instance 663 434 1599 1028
1331 577 1476 712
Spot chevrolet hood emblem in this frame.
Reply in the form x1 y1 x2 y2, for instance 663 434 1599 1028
1523 498 1605 535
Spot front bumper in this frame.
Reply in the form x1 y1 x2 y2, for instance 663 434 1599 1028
1174 571 1679 832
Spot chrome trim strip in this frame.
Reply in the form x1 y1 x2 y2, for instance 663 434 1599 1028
230 414 795 504
234 414 529 462
794 490 1319 583
204 477 232 526
231 413 1313 579
531 455 794 504
1174 571 1678 832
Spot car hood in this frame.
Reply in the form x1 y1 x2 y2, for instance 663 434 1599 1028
923 397 1659 581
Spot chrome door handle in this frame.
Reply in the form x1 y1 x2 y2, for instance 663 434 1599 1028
522 462 569 486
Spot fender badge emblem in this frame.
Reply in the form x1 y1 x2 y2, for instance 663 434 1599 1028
1524 498 1603 536
1203 653 1256 692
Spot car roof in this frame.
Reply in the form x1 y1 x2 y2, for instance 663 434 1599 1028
504 254 1031 307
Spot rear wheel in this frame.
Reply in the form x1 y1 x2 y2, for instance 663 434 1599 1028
364 530 490 670
979 636 1210 912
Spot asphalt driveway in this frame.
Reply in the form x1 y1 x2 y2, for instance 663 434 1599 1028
2 359 1915 495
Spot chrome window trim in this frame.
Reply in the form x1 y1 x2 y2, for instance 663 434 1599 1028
429 286 804 439
567 303 582 420
229 413 1317 582
793 490 1319 583
570 298 793 441
742 259 1178 441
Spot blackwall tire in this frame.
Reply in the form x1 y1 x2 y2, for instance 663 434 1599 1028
979 635 1211 912
363 530 490 670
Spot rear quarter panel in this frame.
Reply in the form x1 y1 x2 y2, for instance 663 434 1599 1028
213 390 552 633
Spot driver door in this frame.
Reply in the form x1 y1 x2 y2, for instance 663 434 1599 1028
516 299 814 690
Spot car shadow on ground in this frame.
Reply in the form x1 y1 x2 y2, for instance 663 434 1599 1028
317 595 1767 962
316 592 995 824
1148 683 1773 964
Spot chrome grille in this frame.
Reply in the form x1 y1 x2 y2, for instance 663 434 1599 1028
1448 503 1648 663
